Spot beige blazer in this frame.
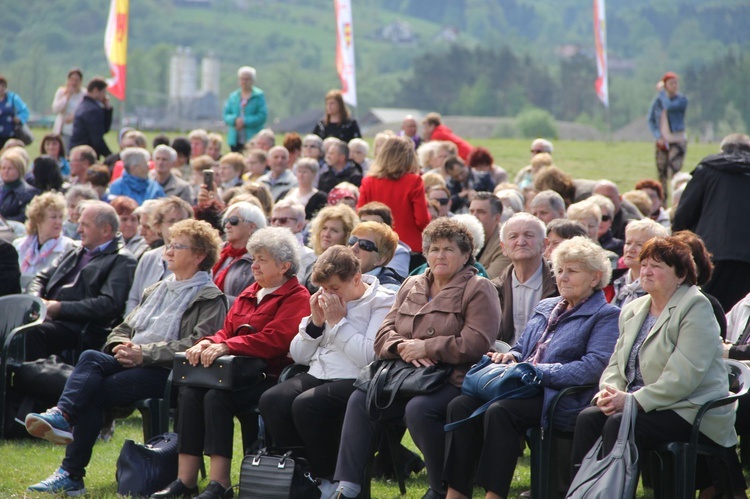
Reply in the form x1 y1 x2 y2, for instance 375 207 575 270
600 284 736 447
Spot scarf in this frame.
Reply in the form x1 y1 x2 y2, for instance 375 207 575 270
129 271 211 345
18 234 61 273
526 295 590 364
212 244 248 292
614 272 644 308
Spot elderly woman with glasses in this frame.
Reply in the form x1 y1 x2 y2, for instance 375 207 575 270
24 220 227 496
154 227 311 499
212 201 267 305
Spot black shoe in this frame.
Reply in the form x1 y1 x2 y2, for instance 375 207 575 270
151 479 199 498
195 481 233 499
421 488 446 499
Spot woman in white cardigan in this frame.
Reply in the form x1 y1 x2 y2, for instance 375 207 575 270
259 245 396 494
51 68 85 150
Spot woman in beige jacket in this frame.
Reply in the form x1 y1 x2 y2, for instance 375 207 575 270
571 236 745 496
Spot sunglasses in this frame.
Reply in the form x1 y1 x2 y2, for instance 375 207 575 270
225 216 245 226
271 217 298 225
432 198 450 206
601 215 612 222
348 236 378 253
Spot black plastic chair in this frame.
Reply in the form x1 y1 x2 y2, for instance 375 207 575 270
528 384 597 499
0 295 46 438
132 371 173 441
649 359 750 499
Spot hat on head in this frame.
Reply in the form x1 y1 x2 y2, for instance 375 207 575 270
327 187 357 206
662 72 678 83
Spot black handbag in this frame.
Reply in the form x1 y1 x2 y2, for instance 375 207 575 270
12 355 73 407
239 448 321 499
116 432 179 497
354 359 453 417
172 352 266 390
13 121 33 145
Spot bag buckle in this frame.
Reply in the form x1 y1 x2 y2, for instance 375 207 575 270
252 455 262 466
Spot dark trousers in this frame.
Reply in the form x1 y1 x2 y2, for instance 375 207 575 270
25 321 80 362
334 383 460 493
176 378 275 458
704 260 750 312
57 350 170 476
444 394 543 497
571 406 746 493
259 373 357 478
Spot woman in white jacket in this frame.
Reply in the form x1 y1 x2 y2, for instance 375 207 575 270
259 245 396 493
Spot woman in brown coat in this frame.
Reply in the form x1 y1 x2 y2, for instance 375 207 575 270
328 218 501 499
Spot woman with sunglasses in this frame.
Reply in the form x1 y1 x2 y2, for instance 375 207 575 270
357 136 431 272
305 204 359 292
212 202 267 305
349 221 403 291
259 245 396 496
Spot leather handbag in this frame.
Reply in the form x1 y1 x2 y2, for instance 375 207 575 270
444 356 542 431
116 432 179 497
172 352 266 391
13 121 33 145
565 394 639 499
239 448 320 499
354 359 453 417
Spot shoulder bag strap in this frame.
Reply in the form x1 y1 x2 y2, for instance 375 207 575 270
608 394 638 458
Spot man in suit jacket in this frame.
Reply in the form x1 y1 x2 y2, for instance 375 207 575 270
69 78 113 159
491 213 558 344
470 192 511 280
25 201 136 360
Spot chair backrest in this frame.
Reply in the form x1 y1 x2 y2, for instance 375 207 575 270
0 295 45 338
494 340 512 354
726 359 750 399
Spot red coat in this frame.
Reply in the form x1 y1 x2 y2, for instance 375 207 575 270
357 174 431 251
430 124 474 161
204 277 311 376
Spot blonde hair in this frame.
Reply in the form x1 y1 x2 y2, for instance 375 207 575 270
25 192 67 236
1 148 29 177
622 190 652 217
368 136 419 180
551 236 612 290
219 152 245 175
168 219 223 271
422 171 447 192
352 221 399 263
567 200 602 224
241 182 274 217
309 204 359 255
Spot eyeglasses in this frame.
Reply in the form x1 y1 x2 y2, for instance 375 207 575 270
302 144 320 149
271 217 298 225
165 243 192 251
348 236 378 253
225 216 246 226
432 198 450 206
601 215 612 222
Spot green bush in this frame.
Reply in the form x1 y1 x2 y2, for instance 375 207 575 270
515 108 558 140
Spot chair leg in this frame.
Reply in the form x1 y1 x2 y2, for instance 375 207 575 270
385 424 407 495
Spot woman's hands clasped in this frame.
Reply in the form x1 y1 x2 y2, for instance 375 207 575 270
397 339 434 367
185 339 230 367
113 342 143 368
596 385 629 416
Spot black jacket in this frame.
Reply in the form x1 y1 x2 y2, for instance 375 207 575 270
27 235 136 349
317 161 363 193
69 95 113 158
0 240 21 297
673 151 750 263
0 180 40 222
312 119 361 143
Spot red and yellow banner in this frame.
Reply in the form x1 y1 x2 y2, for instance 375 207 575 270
593 0 609 108
334 0 357 108
105 0 129 100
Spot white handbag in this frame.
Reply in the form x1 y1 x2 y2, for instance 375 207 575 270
565 394 639 499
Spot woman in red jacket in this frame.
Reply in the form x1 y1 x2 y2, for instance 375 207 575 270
357 136 431 271
153 227 311 499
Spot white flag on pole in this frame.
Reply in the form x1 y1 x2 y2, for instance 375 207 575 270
334 0 357 108
594 0 609 107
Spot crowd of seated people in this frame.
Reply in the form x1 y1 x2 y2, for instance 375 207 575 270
2 75 749 498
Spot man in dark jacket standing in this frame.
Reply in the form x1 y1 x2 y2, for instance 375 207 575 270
673 133 750 311
69 78 113 159
25 201 136 360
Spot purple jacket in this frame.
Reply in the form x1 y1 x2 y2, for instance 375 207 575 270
510 291 620 430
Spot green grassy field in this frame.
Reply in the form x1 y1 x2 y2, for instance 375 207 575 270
3 131 720 497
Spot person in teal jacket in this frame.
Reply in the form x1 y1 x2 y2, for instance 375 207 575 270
223 66 268 152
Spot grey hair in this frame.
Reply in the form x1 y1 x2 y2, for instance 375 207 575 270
624 218 669 239
531 190 566 215
500 212 546 242
268 145 289 159
153 144 177 163
237 66 257 80
295 157 320 175
720 133 750 154
134 198 160 220
302 134 323 148
531 138 554 153
551 236 612 290
247 227 301 278
255 128 275 146
121 147 151 172
224 202 267 230
64 184 99 202
567 200 602 224
588 194 615 219
671 171 692 193
348 138 369 155
79 200 120 233
495 189 525 214
188 128 209 146
453 214 485 257
273 199 306 221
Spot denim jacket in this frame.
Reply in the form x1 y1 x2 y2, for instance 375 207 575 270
647 90 688 140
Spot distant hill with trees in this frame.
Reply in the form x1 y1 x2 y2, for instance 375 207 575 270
2 0 747 137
